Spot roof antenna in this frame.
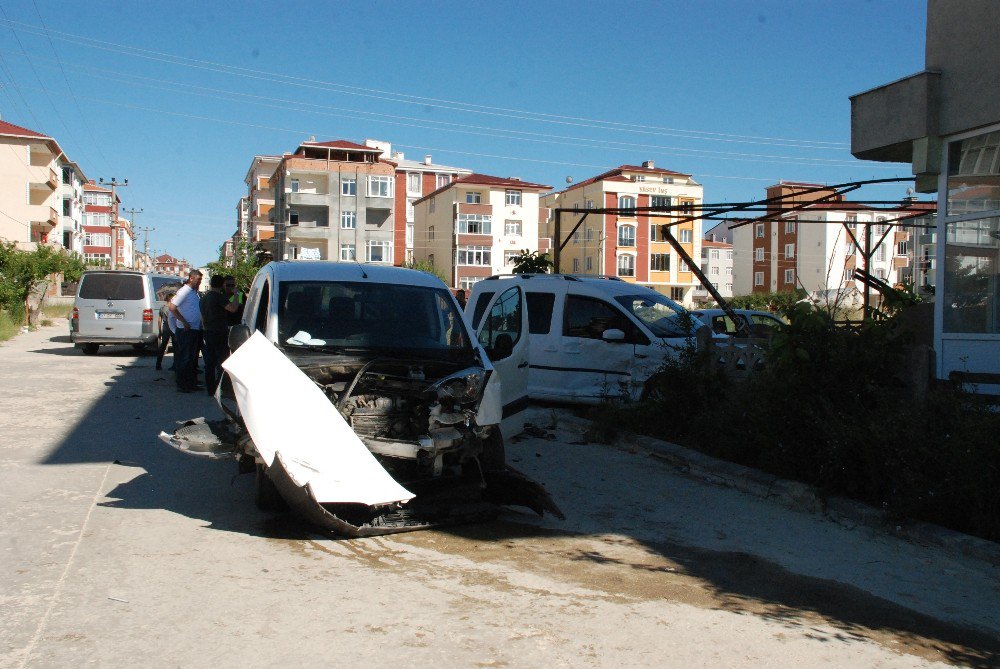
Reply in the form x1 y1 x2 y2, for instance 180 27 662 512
355 258 368 279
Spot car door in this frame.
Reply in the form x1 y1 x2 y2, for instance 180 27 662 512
558 294 637 403
475 285 529 437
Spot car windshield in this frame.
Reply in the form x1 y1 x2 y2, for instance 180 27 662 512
277 280 471 357
614 293 697 338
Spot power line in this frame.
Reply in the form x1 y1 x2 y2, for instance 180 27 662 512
0 18 850 151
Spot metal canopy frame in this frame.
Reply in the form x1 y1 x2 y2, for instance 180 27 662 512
549 177 935 325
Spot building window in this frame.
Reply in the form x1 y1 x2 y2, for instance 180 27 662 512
755 223 765 238
458 213 491 234
710 266 719 276
585 256 593 271
725 283 732 292
84 232 111 246
428 225 435 240
505 189 522 206
289 211 299 226
458 246 491 266
671 287 684 301
650 195 671 210
650 224 666 242
407 173 421 195
754 271 764 286
585 199 595 209
785 220 796 233
459 277 482 291
650 253 670 272
367 175 393 198
754 247 764 262
465 191 482 204
406 223 413 247
429 197 435 214
340 244 356 261
875 244 886 262
504 250 520 266
572 257 580 272
845 214 857 229
784 243 795 259
290 179 299 193
617 254 635 277
709 249 719 260
897 241 908 256
617 225 636 247
726 250 733 260
341 178 356 196
62 199 72 216
504 220 522 236
340 211 357 229
436 174 451 189
405 198 416 223
618 195 636 212
726 267 732 276
784 269 794 284
679 229 692 243
584 226 594 241
365 240 392 263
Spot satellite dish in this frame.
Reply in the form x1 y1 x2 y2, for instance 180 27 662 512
906 187 914 196
565 176 573 184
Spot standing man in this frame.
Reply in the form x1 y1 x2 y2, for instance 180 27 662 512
200 274 241 396
168 269 203 393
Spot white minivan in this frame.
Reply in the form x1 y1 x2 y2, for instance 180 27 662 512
70 270 159 354
468 274 705 404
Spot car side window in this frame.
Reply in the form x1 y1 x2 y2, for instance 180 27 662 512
751 314 782 329
471 291 495 328
563 295 635 340
254 280 270 334
477 286 521 357
526 292 555 334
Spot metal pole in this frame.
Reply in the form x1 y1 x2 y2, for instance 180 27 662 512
863 221 872 319
552 209 561 274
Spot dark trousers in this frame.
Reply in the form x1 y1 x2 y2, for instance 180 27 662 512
174 328 203 390
202 330 228 395
155 321 173 370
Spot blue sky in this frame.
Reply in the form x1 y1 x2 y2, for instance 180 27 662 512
0 0 929 265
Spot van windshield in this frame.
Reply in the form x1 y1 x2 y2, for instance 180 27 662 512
277 281 472 359
614 294 697 338
79 273 145 300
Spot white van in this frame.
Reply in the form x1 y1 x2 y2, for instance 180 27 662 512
468 274 705 404
70 270 158 354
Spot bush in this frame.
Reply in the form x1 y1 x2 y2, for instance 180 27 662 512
592 304 1000 542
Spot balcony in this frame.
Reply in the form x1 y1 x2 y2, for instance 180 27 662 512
288 191 330 207
850 70 940 163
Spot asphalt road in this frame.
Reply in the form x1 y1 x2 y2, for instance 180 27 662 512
2 325 998 668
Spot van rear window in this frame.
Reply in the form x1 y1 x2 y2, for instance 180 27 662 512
79 274 145 300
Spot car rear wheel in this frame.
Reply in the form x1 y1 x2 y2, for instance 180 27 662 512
80 343 99 355
255 463 287 511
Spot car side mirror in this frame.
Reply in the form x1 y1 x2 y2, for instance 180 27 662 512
491 333 514 360
602 328 626 342
229 323 251 351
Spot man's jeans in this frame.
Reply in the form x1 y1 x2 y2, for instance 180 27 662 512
202 330 228 395
174 328 202 390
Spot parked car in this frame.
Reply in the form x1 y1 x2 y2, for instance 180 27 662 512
690 308 786 338
160 261 561 536
467 274 707 404
70 270 159 354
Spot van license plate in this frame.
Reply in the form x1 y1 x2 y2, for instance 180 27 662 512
97 312 124 320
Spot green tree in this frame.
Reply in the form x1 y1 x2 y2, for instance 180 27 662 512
510 250 553 274
205 239 269 292
402 259 449 284
0 241 85 325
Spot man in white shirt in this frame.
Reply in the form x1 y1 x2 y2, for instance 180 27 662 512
167 270 203 392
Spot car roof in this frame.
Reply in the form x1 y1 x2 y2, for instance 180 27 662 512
264 261 446 289
469 274 689 312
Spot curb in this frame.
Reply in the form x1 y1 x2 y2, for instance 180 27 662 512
542 411 1000 567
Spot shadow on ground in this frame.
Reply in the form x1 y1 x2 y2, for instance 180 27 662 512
34 332 999 668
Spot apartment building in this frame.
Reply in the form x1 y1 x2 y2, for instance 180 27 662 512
271 139 396 262
154 253 192 276
58 161 87 255
244 154 280 251
81 181 123 267
693 240 734 305
0 120 70 249
541 162 704 306
363 140 473 264
732 182 934 297
412 173 551 290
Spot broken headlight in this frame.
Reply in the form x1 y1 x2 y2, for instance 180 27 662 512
432 367 487 405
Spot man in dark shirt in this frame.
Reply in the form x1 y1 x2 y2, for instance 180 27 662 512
200 274 241 395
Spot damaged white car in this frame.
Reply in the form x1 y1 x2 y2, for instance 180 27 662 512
160 261 562 537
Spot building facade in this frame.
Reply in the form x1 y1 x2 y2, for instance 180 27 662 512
244 155 280 253
81 181 122 267
541 162 704 306
732 182 932 298
412 174 551 290
850 0 999 389
154 253 192 276
0 120 68 249
363 140 473 265
693 240 734 305
271 140 396 262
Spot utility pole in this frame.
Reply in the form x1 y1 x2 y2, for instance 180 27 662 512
123 207 144 269
136 224 155 272
98 178 128 268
